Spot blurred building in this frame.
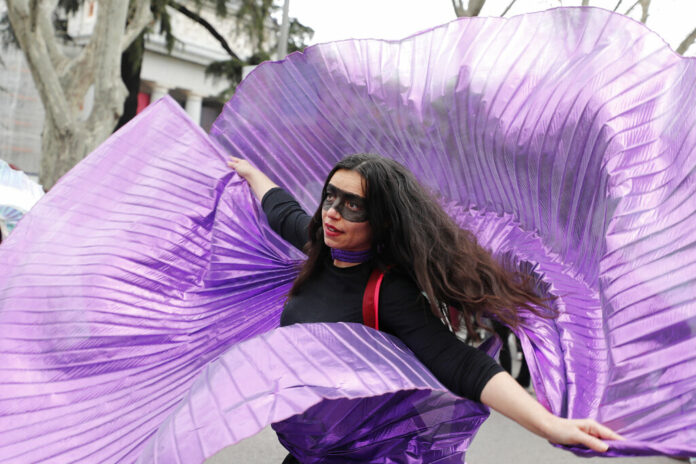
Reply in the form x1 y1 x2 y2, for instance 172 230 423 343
0 45 43 180
0 1 254 178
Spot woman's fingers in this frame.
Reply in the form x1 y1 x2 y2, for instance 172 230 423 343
584 420 624 441
227 157 250 174
576 419 624 441
226 157 262 183
548 418 623 453
567 419 624 453
576 432 610 453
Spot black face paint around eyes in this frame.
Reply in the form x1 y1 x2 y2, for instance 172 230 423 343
322 185 369 223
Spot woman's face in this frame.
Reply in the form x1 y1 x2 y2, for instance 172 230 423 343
321 169 373 251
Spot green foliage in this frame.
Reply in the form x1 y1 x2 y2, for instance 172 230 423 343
234 0 276 52
151 0 177 53
213 0 228 18
181 0 228 18
204 0 314 99
204 57 244 100
204 49 274 101
287 17 313 53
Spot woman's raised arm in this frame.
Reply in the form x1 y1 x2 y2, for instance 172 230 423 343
480 371 623 452
227 156 279 201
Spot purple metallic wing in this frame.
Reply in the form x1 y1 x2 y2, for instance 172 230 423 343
0 98 494 464
0 98 303 463
136 323 494 464
211 6 696 458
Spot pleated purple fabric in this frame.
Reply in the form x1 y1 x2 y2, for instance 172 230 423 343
0 99 303 463
210 6 695 458
0 6 694 463
0 98 494 463
137 323 495 464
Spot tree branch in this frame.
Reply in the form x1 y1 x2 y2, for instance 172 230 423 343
676 26 696 55
92 0 127 97
38 0 68 71
625 0 649 23
121 0 153 52
639 0 650 23
451 0 465 17
29 0 38 31
581 0 590 5
167 0 241 59
62 7 100 108
625 0 640 15
88 0 128 131
613 0 623 11
467 0 486 16
501 0 518 17
6 0 73 131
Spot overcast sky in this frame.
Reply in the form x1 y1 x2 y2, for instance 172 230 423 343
287 0 696 56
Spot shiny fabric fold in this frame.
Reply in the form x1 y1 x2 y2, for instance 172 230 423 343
1 6 695 463
210 6 695 458
136 323 495 464
0 98 303 463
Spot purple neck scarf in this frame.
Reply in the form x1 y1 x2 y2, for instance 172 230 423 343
330 247 373 264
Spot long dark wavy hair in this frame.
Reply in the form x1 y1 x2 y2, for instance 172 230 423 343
289 153 553 338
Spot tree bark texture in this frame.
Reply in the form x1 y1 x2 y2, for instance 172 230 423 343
677 26 696 55
6 0 152 189
625 0 650 23
452 0 486 18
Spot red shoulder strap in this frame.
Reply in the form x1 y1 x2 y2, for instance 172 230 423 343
362 268 385 330
363 268 460 332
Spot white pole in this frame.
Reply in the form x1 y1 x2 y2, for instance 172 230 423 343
276 0 290 60
185 93 203 125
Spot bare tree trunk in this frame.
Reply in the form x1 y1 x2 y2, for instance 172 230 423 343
638 0 650 23
6 0 152 189
452 0 486 17
40 116 89 186
625 0 650 23
467 0 485 16
677 26 696 55
452 0 465 17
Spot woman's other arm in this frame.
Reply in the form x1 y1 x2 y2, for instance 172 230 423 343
227 156 279 201
480 371 623 452
379 274 623 453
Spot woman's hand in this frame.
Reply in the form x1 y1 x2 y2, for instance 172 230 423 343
480 371 624 453
226 156 279 201
542 416 624 453
227 156 259 180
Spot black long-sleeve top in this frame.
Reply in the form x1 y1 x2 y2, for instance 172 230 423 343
262 187 503 402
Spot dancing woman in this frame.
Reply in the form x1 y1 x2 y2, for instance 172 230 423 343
228 153 621 462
